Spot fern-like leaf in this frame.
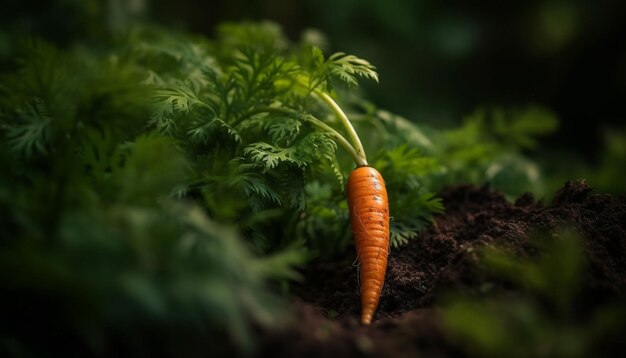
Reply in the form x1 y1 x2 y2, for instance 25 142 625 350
188 116 242 144
150 81 217 136
228 170 283 210
296 132 337 163
327 52 379 87
389 192 443 247
244 142 307 170
4 99 52 157
264 116 302 145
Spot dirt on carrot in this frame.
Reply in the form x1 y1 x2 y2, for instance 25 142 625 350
257 180 626 357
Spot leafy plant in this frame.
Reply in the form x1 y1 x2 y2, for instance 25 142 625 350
0 130 304 356
121 22 450 251
0 20 422 354
0 19 562 355
434 105 558 197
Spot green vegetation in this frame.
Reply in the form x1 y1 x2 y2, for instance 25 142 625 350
0 19 594 356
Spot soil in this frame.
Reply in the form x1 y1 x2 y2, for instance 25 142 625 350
257 181 626 357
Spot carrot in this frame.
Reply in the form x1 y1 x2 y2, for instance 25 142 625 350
306 90 389 324
347 165 389 324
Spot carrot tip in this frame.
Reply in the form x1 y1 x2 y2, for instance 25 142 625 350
361 314 373 325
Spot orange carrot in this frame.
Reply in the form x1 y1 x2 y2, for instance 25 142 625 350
306 90 389 324
347 165 389 324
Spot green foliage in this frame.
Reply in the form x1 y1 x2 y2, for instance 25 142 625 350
120 22 449 253
434 106 558 197
0 19 560 355
324 52 379 88
1 131 304 356
244 142 306 170
442 230 626 357
0 28 309 356
3 98 52 157
373 145 444 246
0 21 435 355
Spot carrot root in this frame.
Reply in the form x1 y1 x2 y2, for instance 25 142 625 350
347 166 390 324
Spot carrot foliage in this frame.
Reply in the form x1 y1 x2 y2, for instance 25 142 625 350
0 21 557 356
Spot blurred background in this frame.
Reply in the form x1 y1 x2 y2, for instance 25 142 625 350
2 0 625 191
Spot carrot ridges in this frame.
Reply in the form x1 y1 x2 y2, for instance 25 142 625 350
347 166 389 324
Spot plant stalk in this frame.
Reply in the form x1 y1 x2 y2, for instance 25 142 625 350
303 115 367 166
240 107 366 166
314 90 368 165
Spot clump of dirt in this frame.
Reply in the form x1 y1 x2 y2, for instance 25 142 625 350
259 181 626 357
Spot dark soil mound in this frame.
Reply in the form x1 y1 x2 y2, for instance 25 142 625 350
258 181 626 357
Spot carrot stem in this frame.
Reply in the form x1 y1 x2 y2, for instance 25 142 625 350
237 107 365 166
314 90 368 165
303 115 367 167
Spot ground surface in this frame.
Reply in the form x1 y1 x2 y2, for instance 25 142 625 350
258 181 626 357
